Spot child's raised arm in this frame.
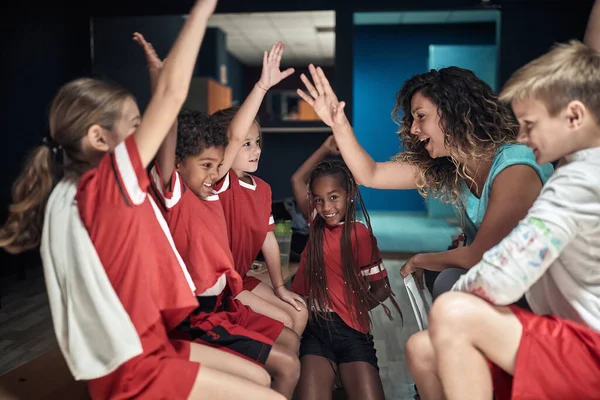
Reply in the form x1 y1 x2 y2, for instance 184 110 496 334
585 0 600 52
134 0 217 168
218 42 294 180
133 33 177 184
290 136 339 219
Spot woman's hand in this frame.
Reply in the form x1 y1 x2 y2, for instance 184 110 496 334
298 64 347 127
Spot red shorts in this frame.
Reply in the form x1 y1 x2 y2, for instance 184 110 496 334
490 305 600 400
242 274 262 291
88 322 199 400
174 294 284 365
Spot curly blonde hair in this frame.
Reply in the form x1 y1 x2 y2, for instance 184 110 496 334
392 67 519 206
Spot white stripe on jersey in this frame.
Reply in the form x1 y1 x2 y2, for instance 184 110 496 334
361 262 386 277
214 172 230 194
197 273 227 297
150 166 182 209
238 175 257 191
114 142 146 205
148 194 196 293
268 215 275 225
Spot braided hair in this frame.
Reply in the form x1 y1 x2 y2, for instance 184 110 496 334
304 159 401 331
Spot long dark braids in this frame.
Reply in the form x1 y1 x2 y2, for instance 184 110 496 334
304 160 401 332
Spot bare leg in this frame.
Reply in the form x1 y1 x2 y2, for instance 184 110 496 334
250 282 309 337
187 365 285 400
189 341 270 387
295 355 336 400
405 331 446 400
429 292 523 400
338 361 385 400
264 327 301 399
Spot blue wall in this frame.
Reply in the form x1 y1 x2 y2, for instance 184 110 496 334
353 23 496 212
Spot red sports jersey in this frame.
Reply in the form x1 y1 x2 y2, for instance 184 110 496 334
216 171 275 279
76 136 199 399
291 221 386 333
150 164 243 297
76 135 198 335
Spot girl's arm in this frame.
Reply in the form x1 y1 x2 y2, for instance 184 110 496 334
400 164 543 276
585 0 600 52
133 33 177 185
297 64 420 190
134 0 217 168
217 42 294 180
261 232 306 310
290 135 339 219
366 277 392 310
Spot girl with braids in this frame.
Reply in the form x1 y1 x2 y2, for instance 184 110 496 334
0 2 285 399
297 65 554 299
290 147 400 400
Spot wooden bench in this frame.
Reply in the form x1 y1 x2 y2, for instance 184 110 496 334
0 347 89 400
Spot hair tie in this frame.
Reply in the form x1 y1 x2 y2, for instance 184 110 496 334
42 136 62 154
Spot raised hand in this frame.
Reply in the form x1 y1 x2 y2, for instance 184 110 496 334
297 64 347 127
322 135 340 155
258 42 295 90
133 32 163 71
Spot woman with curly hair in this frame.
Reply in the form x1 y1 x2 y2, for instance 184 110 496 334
297 65 553 300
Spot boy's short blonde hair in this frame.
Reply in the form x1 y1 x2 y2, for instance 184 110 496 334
500 40 600 121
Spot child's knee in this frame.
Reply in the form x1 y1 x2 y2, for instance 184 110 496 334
405 332 434 371
254 366 272 387
291 305 309 328
278 349 301 381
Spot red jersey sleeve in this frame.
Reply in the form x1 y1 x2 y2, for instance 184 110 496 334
77 135 150 216
354 222 387 282
149 162 185 211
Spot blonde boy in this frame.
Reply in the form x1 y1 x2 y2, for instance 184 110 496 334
406 41 600 400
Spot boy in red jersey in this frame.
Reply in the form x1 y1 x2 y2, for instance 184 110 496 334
150 42 301 399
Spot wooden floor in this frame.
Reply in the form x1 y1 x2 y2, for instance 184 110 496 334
0 261 419 399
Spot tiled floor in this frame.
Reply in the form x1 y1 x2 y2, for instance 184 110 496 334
0 260 420 399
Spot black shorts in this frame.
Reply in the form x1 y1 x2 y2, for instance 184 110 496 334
299 313 379 371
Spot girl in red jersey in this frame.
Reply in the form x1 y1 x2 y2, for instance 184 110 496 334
290 154 401 400
0 2 284 399
212 106 309 338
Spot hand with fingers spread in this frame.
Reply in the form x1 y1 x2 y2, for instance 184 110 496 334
257 42 295 91
133 32 164 72
297 64 347 127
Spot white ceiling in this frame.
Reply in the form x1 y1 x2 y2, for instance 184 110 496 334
205 11 335 67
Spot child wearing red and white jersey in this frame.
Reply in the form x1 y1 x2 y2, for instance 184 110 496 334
213 105 308 338
290 157 401 400
149 42 301 400
0 2 285 399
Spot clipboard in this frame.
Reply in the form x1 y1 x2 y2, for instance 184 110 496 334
404 274 433 331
